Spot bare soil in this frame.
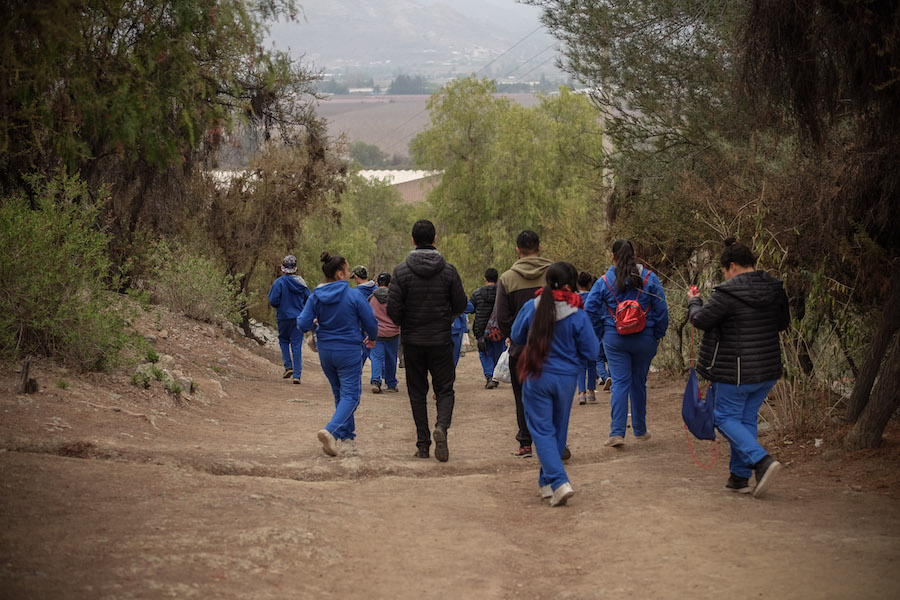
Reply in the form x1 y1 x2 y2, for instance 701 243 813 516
2 307 899 599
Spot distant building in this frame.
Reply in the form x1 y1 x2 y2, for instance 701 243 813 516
359 170 441 204
347 87 375 95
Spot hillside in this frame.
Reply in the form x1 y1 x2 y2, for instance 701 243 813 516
268 0 563 78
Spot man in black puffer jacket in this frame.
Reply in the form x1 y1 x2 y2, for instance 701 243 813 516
469 267 503 389
688 238 790 499
388 219 467 462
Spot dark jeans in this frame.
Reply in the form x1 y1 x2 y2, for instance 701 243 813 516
403 342 456 452
508 351 532 447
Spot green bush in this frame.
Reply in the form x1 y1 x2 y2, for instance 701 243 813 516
146 239 248 325
0 171 128 370
146 347 160 363
131 373 151 389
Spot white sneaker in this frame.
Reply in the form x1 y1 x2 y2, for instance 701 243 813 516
540 484 553 499
586 392 597 404
550 482 574 507
604 435 625 447
317 429 338 456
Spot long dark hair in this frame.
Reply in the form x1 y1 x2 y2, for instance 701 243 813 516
612 239 643 294
518 262 578 381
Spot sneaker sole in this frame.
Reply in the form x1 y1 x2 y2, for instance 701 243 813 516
550 488 574 507
604 438 625 447
752 461 783 498
317 430 337 457
433 428 449 462
724 485 753 494
292 379 301 385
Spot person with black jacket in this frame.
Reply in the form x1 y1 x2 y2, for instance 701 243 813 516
469 267 503 389
688 238 790 498
388 219 467 462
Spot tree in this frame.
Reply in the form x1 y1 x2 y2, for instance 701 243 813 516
389 74 428 95
197 130 348 340
0 0 328 265
410 76 604 289
739 0 900 448
349 141 389 168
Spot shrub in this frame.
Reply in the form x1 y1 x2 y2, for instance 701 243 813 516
0 171 128 370
56 380 69 389
146 239 248 325
131 373 151 389
146 348 159 363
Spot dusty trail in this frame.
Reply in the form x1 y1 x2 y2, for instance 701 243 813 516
1 311 898 599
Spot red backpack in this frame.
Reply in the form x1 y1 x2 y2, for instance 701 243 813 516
601 270 652 335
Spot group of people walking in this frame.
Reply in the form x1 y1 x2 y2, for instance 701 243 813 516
268 221 790 506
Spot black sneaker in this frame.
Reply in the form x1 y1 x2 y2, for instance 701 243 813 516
484 377 493 389
384 386 400 393
282 368 293 379
413 449 430 459
433 427 449 462
752 455 783 498
487 379 499 389
371 381 382 394
723 473 752 494
513 445 533 458
562 445 571 461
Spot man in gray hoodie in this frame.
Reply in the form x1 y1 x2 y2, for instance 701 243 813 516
388 220 467 462
495 230 552 457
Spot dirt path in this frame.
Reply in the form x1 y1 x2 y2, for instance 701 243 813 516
1 312 899 599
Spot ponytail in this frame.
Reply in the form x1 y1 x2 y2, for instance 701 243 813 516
612 239 642 294
320 251 347 280
518 262 578 381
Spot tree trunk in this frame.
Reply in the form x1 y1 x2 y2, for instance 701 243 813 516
844 332 900 450
846 260 900 423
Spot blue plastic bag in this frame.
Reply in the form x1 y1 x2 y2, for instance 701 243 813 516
682 367 716 440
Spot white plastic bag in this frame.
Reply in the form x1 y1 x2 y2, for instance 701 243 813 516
492 349 512 383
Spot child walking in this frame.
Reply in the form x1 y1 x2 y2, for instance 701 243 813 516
267 255 311 383
511 262 599 507
298 252 379 456
369 272 401 394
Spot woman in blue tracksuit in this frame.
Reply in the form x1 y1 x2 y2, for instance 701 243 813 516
585 240 668 447
511 262 599 507
267 255 311 383
298 252 378 457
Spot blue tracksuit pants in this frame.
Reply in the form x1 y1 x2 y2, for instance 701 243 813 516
452 332 466 367
478 338 505 379
578 361 597 393
277 318 303 375
603 330 658 437
371 337 399 388
713 380 776 478
319 346 363 441
522 371 577 491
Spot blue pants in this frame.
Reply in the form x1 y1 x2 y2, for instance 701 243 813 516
603 330 658 437
522 371 577 490
452 332 466 367
277 318 303 374
319 346 363 441
713 380 776 478
371 337 399 388
478 338 506 378
578 361 597 393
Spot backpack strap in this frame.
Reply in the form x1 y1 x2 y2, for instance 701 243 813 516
600 275 618 318
634 270 652 301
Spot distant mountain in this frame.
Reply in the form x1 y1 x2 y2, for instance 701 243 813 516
267 0 564 80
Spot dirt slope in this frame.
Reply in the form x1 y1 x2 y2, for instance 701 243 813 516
1 307 898 599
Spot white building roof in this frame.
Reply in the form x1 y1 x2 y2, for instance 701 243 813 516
359 170 440 185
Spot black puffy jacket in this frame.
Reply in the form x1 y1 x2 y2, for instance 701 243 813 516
468 284 498 340
688 270 790 385
387 246 467 346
